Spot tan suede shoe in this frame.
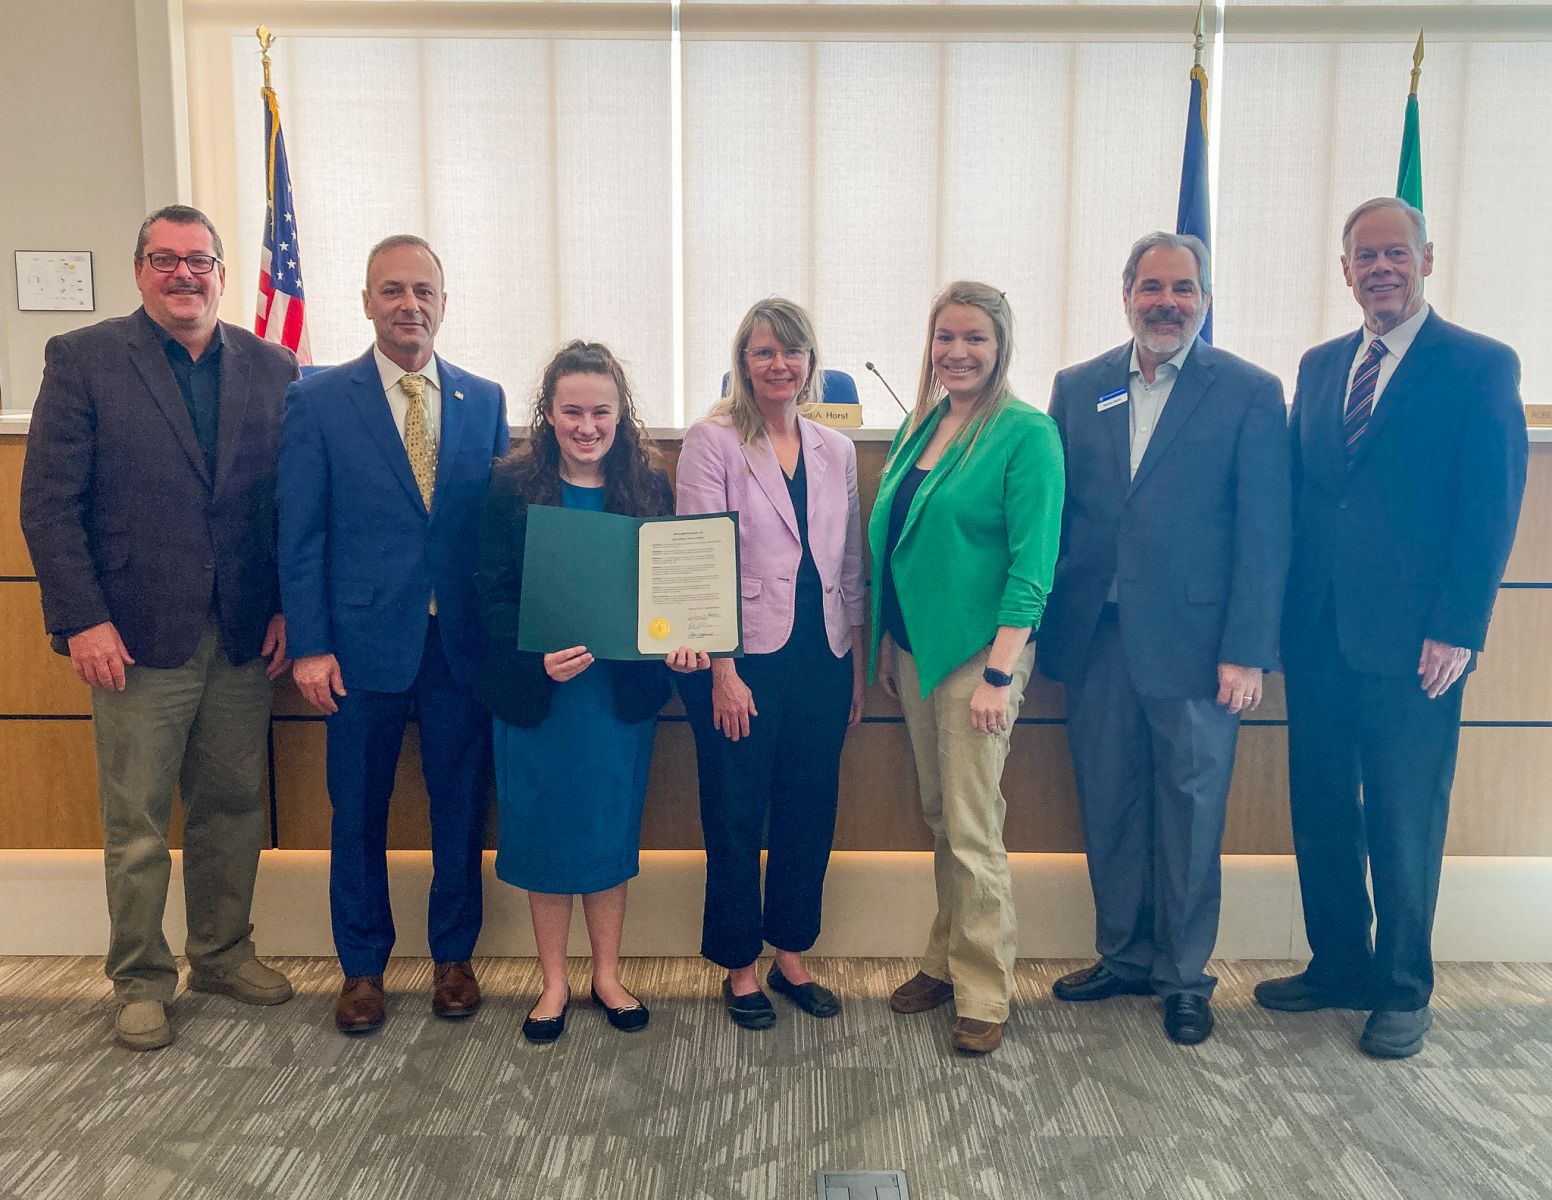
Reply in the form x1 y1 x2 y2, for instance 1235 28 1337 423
190 958 294 1006
889 971 954 1014
115 1000 172 1051
951 1017 1004 1054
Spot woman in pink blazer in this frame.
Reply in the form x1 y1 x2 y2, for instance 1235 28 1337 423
676 297 865 1029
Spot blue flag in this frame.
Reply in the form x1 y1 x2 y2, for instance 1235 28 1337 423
1176 64 1212 343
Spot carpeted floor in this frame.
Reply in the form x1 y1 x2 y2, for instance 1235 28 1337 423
0 957 1548 1200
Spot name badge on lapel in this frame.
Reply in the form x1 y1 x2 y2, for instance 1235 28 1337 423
1096 388 1128 413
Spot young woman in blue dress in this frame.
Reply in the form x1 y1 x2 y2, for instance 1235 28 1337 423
477 341 707 1043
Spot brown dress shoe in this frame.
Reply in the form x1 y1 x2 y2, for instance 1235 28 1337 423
952 1017 1004 1054
433 961 481 1019
336 975 385 1034
889 971 954 1014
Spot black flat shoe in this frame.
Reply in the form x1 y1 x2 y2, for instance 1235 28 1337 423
722 978 776 1030
767 964 840 1018
1163 994 1214 1045
522 990 570 1044
591 984 650 1033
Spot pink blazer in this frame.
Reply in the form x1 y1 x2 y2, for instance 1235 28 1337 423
676 414 865 657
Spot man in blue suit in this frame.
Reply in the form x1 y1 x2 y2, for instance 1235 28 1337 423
1257 199 1526 1058
279 235 509 1034
1039 232 1290 1046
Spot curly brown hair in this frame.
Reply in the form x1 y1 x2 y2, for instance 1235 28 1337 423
503 340 668 516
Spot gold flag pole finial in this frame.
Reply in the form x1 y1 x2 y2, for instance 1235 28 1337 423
257 24 276 92
1193 0 1206 69
1410 30 1425 97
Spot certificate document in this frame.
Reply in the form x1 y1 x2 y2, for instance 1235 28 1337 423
517 504 743 661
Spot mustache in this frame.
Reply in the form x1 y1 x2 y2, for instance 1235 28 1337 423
1143 309 1186 326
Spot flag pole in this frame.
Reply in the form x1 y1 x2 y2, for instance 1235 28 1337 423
252 24 312 362
1193 0 1205 70
257 24 275 93
1396 30 1425 211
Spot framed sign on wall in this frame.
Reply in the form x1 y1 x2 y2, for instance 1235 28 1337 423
15 251 94 312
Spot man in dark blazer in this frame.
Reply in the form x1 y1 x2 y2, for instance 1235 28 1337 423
1257 198 1526 1058
1039 232 1290 1045
278 235 509 1034
20 205 299 1051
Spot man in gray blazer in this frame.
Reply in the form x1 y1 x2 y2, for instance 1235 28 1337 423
20 206 299 1051
1038 232 1290 1044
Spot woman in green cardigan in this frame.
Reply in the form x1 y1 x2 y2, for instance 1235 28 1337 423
870 281 1064 1055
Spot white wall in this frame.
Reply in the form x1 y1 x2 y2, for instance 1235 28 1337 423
0 1 151 410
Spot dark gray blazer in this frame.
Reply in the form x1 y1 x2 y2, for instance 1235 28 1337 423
1038 337 1291 699
20 310 299 669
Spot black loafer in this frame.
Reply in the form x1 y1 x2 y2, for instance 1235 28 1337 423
522 991 570 1044
722 978 776 1030
1163 994 1214 1045
1254 972 1370 1013
591 984 650 1033
1052 962 1154 1002
767 964 841 1018
1359 1007 1431 1059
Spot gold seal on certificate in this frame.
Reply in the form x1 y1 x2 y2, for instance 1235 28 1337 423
648 617 671 640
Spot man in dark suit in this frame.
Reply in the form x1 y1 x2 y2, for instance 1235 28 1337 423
1257 198 1526 1058
279 235 509 1034
20 205 299 1051
1039 232 1290 1045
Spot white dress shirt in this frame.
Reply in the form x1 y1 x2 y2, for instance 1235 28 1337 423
373 345 441 451
1345 302 1430 414
1127 337 1195 478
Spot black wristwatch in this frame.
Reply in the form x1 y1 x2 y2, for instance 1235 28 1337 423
982 666 1013 688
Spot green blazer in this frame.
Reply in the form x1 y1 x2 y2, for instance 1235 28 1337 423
868 395 1064 696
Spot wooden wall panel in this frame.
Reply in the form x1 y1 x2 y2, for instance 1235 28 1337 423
1447 729 1552 855
0 440 32 577
639 720 703 850
1503 444 1552 582
4 433 1550 856
0 721 102 847
0 720 202 850
0 582 88 714
1464 586 1552 722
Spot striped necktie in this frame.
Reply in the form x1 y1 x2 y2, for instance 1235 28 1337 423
1342 338 1387 459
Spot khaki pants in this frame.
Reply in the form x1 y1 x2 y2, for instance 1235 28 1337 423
897 643 1035 1023
91 624 274 1002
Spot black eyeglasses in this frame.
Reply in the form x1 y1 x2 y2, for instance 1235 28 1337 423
140 252 222 275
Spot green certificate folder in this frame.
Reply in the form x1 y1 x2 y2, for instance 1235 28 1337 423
517 505 743 661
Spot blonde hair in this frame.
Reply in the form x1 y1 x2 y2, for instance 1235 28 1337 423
708 297 826 445
895 281 1016 464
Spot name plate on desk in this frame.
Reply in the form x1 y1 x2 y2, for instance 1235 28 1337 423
1526 404 1552 428
805 403 862 429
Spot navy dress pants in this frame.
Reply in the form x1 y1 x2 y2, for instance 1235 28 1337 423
683 638 852 970
325 618 490 977
1285 597 1464 1012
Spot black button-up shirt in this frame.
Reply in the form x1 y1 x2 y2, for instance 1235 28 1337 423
143 308 223 475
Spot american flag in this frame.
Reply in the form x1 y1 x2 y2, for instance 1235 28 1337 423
254 85 311 362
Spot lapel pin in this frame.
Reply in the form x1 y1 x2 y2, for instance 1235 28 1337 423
454 390 464 400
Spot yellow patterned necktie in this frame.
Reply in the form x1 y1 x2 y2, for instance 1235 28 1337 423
399 372 438 613
400 372 437 510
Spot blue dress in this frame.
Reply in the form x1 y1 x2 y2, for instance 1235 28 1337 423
493 481 658 895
